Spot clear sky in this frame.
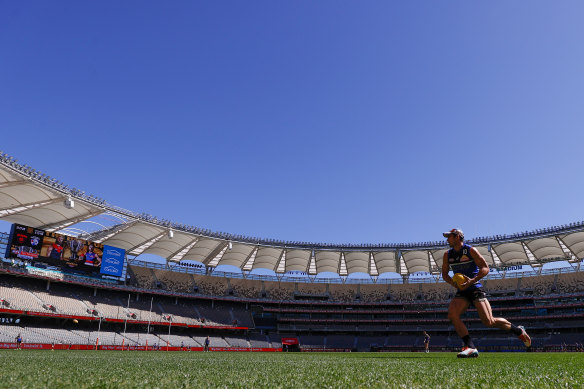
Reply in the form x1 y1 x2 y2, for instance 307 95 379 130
2 2 584 245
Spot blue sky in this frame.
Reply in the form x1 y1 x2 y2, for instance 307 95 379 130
2 2 584 245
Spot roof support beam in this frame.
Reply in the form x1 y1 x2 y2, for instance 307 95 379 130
128 231 166 255
0 197 66 214
521 241 542 268
275 249 286 273
556 236 579 263
428 251 439 274
40 209 105 232
489 245 503 267
337 252 345 276
202 241 229 266
242 247 259 271
60 227 91 236
395 251 401 274
369 252 378 276
93 220 139 243
168 238 199 263
0 179 28 189
307 250 317 275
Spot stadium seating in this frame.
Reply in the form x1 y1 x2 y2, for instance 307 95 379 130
483 277 519 295
421 282 452 301
556 271 584 294
0 276 46 311
224 336 249 347
296 282 327 297
248 333 270 348
326 335 354 348
359 284 389 302
1 260 584 352
128 266 157 289
355 335 385 351
191 335 229 347
229 279 262 299
328 284 357 302
153 269 195 293
389 283 419 301
263 281 294 301
193 274 229 296
299 335 326 347
519 273 556 295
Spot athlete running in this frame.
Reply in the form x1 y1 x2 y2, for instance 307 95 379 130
442 228 531 358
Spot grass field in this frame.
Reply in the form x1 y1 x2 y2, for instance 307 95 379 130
0 350 582 388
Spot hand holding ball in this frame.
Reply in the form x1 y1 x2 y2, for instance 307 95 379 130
452 273 469 290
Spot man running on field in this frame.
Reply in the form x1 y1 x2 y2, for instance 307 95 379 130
442 228 531 358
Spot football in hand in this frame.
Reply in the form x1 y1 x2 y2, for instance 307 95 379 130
452 273 468 289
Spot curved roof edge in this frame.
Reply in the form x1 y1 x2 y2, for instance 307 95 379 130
1 150 584 251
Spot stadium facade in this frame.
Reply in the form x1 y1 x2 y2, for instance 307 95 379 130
0 151 583 352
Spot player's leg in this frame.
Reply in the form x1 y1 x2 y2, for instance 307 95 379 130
448 297 478 357
474 297 531 347
473 297 510 329
447 297 470 338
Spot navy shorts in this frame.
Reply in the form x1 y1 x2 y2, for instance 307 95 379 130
454 287 487 303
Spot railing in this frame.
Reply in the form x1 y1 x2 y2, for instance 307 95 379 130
2 231 582 286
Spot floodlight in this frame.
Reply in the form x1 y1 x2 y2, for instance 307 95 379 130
64 196 74 209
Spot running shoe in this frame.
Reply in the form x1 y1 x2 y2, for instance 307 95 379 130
457 347 479 358
518 326 531 347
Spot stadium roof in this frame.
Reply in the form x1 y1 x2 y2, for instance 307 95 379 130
1 151 583 276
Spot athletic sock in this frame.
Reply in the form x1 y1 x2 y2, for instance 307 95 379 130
509 324 523 336
462 335 475 349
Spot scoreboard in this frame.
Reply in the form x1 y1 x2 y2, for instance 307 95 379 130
5 223 125 277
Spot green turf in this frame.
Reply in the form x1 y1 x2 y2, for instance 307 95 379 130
0 351 582 388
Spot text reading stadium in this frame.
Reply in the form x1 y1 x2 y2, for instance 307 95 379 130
0 151 583 353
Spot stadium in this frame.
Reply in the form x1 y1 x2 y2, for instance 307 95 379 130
4 2 584 387
1 150 583 359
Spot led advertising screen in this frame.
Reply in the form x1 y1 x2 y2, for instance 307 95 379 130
6 224 125 277
100 245 125 277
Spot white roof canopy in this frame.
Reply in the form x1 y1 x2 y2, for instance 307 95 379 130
1 154 583 276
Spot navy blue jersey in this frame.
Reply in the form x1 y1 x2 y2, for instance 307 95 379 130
447 243 482 288
424 334 430 343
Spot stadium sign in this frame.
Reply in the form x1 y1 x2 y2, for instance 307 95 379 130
101 245 126 277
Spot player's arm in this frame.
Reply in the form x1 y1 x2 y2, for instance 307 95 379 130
465 247 489 286
442 252 456 288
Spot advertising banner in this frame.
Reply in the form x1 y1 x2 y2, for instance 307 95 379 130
281 337 299 345
100 245 125 277
0 343 283 352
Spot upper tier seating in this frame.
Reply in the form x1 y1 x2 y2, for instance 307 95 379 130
329 284 357 302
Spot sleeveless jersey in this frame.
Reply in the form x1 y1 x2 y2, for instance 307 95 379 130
447 243 482 288
85 252 97 266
